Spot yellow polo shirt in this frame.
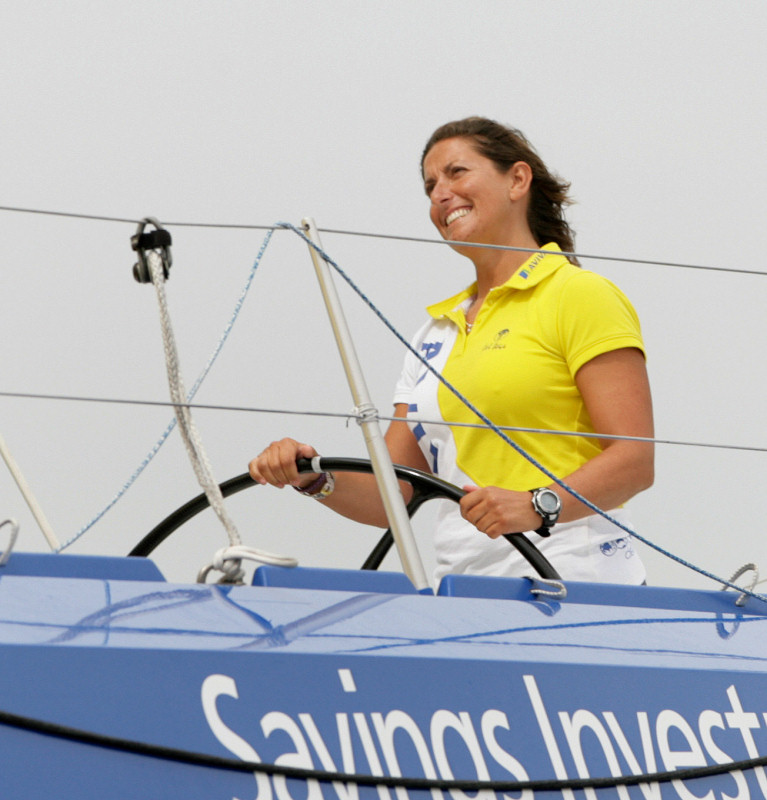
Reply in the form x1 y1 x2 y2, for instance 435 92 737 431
395 243 645 491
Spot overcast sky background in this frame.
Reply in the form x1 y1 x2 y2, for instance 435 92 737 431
1 1 766 592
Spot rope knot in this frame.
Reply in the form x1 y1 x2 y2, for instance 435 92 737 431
197 545 299 585
353 403 379 426
215 548 247 584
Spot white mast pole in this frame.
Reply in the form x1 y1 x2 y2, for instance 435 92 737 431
301 218 430 591
0 431 60 550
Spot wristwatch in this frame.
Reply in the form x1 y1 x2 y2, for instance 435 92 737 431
530 487 562 537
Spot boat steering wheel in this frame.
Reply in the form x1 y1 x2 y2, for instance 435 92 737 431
129 456 561 580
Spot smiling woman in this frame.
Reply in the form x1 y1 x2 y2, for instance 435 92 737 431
421 117 578 265
249 116 654 586
424 139 537 259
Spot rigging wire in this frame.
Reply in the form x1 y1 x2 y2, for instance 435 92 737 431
3 390 767 456
1 206 765 600
1 203 767 277
317 227 767 277
0 205 276 231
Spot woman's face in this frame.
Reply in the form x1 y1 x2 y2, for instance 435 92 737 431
423 137 520 246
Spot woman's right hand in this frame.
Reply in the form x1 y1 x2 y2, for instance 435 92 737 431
248 438 320 489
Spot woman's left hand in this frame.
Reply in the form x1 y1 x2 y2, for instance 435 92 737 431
460 485 541 538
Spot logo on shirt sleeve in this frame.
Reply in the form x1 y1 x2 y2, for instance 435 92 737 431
416 340 443 385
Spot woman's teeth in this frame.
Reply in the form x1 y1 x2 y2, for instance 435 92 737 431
446 208 470 225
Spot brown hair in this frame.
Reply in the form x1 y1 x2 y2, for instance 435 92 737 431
421 117 578 264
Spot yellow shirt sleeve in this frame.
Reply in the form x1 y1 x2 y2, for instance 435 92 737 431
554 270 645 378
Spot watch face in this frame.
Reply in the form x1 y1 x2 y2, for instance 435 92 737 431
536 490 561 514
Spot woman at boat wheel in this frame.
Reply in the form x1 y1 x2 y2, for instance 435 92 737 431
249 116 654 585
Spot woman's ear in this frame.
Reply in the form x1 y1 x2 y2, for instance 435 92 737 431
508 161 533 200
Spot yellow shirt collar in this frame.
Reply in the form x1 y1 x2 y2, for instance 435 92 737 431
426 242 570 320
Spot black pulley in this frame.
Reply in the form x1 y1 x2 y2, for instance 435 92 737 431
131 217 172 283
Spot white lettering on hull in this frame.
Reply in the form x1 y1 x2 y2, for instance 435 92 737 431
200 671 767 800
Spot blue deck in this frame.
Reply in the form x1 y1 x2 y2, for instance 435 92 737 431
1 552 766 799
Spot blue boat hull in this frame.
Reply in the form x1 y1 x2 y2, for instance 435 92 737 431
1 554 766 799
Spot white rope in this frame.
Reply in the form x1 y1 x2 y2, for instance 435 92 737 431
196 545 297 585
0 518 19 567
146 250 296 583
528 577 568 599
723 563 760 607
